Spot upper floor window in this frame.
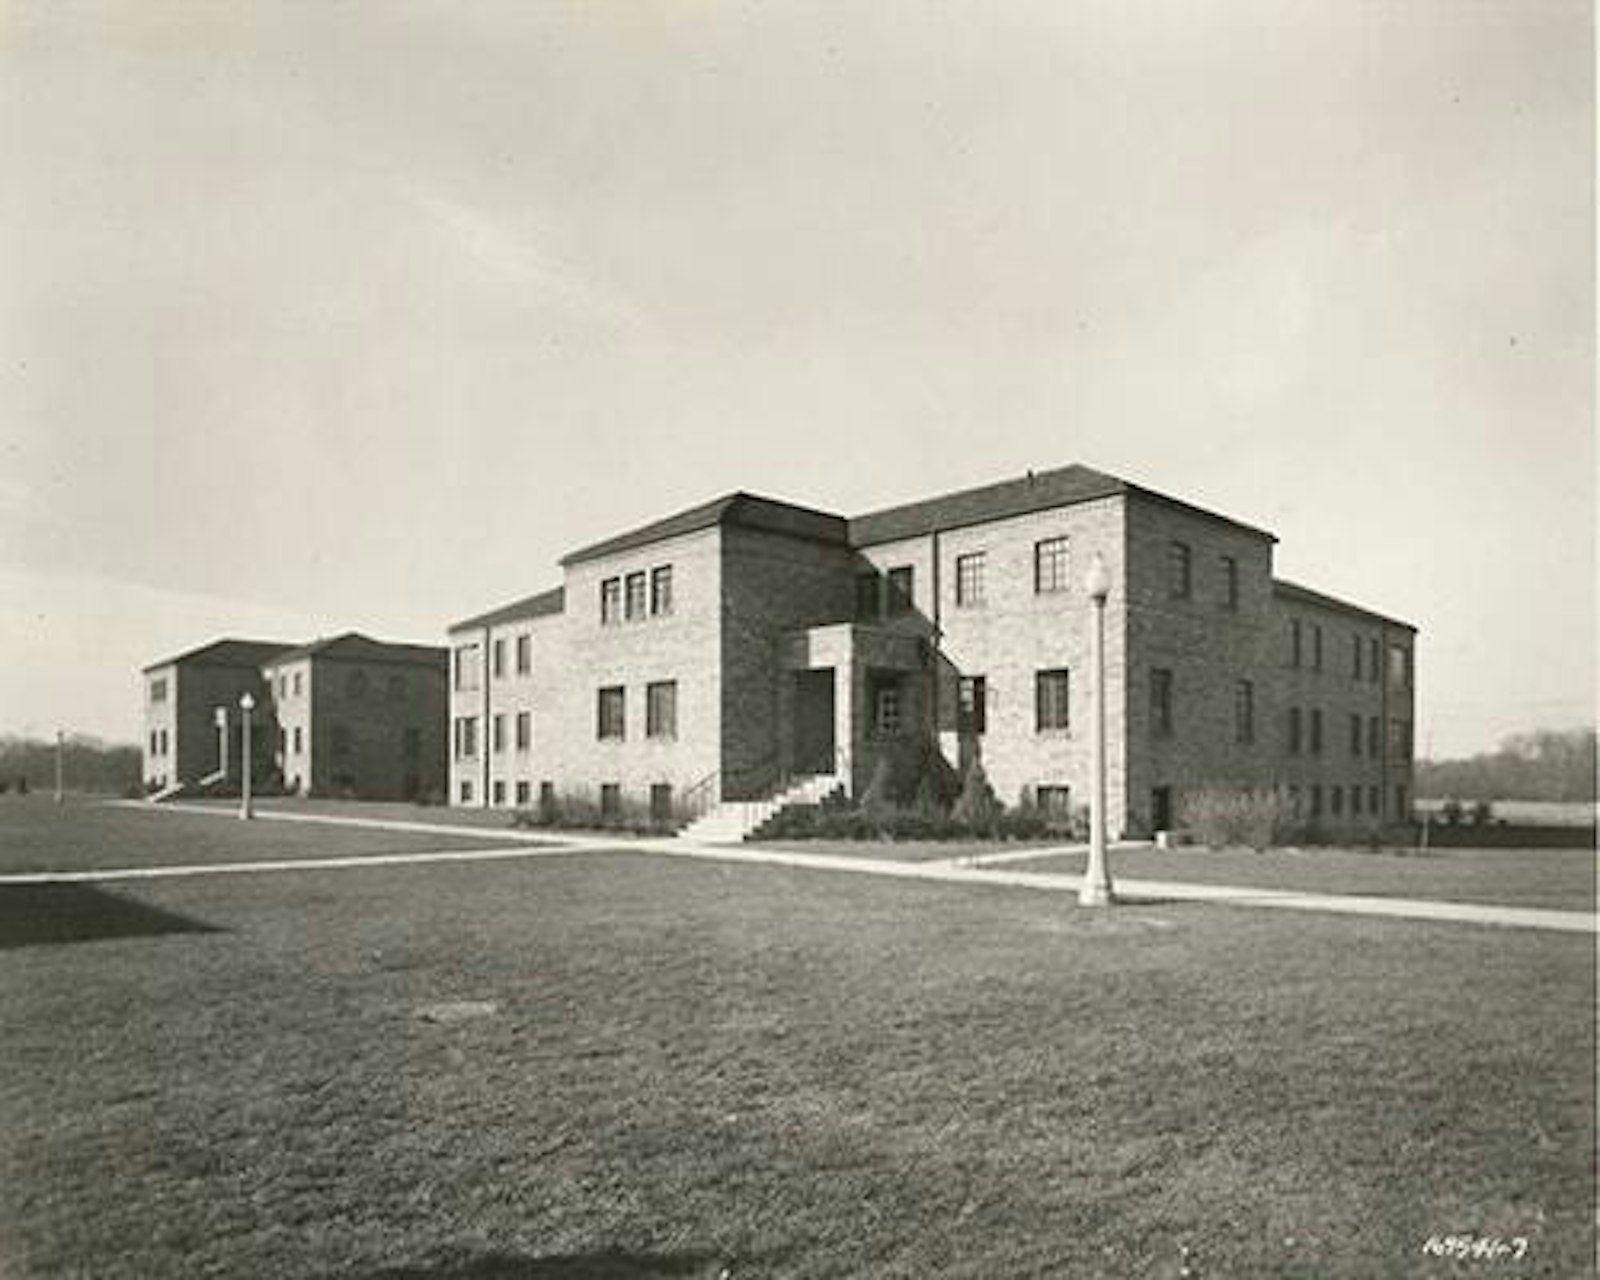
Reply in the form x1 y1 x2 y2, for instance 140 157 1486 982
515 634 532 675
293 670 303 697
1290 618 1303 668
492 714 505 754
1168 542 1192 599
1387 644 1410 689
453 717 478 759
1234 680 1254 744
1150 668 1174 737
278 675 288 699
1368 716 1380 757
1388 718 1412 757
1310 707 1324 754
597 686 626 740
1312 624 1324 671
647 680 678 739
491 638 505 679
886 566 914 616
624 572 647 622
515 711 531 751
1350 634 1362 679
149 677 168 703
1034 537 1070 594
955 553 986 607
453 644 480 692
855 572 880 622
1221 556 1239 611
1349 713 1363 755
1288 706 1303 754
957 675 987 735
650 565 674 617
600 578 622 626
1368 637 1380 683
1035 668 1071 732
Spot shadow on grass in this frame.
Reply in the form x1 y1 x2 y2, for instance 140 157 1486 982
355 1251 725 1280
0 883 221 950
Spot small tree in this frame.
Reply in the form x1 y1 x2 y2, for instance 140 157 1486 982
952 760 1001 833
859 752 897 819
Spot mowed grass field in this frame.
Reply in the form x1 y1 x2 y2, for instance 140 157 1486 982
0 802 1593 1278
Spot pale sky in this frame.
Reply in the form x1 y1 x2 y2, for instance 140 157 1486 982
0 1 1592 758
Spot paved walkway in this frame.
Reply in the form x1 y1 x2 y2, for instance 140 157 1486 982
43 801 1594 936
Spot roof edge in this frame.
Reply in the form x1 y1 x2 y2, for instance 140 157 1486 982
1273 579 1417 632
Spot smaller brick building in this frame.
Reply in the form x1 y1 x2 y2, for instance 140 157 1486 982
141 639 291 793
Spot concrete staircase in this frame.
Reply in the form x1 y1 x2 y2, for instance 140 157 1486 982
678 773 844 844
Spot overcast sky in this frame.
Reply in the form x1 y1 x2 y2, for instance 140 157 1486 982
0 1 1592 758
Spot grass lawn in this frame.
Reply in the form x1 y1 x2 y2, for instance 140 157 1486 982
988 844 1597 913
0 805 1593 1278
0 796 540 874
753 837 1058 863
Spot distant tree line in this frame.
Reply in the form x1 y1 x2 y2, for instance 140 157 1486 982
1417 728 1597 803
0 734 142 796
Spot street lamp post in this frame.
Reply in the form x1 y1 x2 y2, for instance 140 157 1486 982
238 692 255 821
214 706 229 780
1080 552 1115 906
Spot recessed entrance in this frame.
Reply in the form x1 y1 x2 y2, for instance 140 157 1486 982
791 669 836 775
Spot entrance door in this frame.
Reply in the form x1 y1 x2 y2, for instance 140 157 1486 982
1151 786 1174 832
792 670 836 775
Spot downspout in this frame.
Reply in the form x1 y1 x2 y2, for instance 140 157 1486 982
929 529 942 739
482 624 492 808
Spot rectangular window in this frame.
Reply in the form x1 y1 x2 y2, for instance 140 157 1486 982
515 781 531 807
855 572 880 622
160 729 168 755
492 780 506 807
1036 785 1072 816
873 682 902 735
1234 680 1254 744
1331 785 1343 817
293 670 303 697
1290 618 1303 668
650 565 674 617
149 677 168 703
294 726 303 754
886 565 914 616
1368 637 1380 683
1034 537 1070 594
598 686 626 740
1368 785 1379 816
516 633 532 674
1388 643 1410 688
955 552 985 607
1310 784 1323 818
1310 708 1324 754
1368 715 1380 757
1350 714 1362 755
460 779 473 805
1168 541 1192 599
1351 634 1362 679
491 638 505 679
149 730 159 755
515 711 531 751
600 577 622 625
1288 706 1303 755
600 783 621 818
625 571 647 621
1388 718 1411 757
1351 786 1363 817
1312 624 1324 671
1035 668 1071 732
492 714 505 755
650 783 674 823
1150 668 1174 737
279 675 288 698
453 643 480 691
957 675 987 735
1221 556 1239 611
646 680 678 739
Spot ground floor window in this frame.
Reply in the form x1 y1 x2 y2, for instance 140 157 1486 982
516 780 531 807
1368 785 1379 816
1035 668 1070 732
957 675 987 735
1395 785 1408 821
1330 785 1343 817
492 780 506 807
647 680 678 739
872 678 901 735
600 782 621 818
651 783 673 822
459 779 473 804
1351 785 1362 817
540 781 555 817
1151 785 1173 831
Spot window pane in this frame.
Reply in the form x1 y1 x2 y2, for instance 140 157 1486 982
956 553 985 606
1034 537 1069 594
650 566 674 616
1036 669 1070 731
600 578 622 625
886 566 914 616
625 572 647 621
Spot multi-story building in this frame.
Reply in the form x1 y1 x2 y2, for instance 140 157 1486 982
141 632 448 802
447 463 1417 839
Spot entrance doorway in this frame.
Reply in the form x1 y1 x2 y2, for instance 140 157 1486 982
791 670 836 775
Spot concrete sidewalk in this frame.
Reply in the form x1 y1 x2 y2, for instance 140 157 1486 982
90 801 1597 935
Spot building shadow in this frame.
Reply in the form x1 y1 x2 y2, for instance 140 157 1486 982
0 883 221 951
352 1251 725 1280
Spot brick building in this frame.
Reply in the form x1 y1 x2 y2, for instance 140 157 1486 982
141 633 448 802
448 463 1417 838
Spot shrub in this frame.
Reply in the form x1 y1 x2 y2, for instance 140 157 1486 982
951 761 1001 834
859 753 897 819
1177 787 1296 850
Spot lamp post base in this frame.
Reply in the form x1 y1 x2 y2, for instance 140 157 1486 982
1078 879 1115 907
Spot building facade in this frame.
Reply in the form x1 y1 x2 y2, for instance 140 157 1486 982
448 464 1417 838
141 633 448 802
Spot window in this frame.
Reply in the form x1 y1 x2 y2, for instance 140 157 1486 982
1221 556 1239 611
293 726 303 754
1388 718 1411 757
278 675 288 698
539 781 555 815
1168 541 1192 599
1331 785 1343 817
1310 708 1324 754
1288 706 1303 754
453 717 477 759
1351 786 1363 817
646 680 678 739
957 676 987 735
1351 634 1362 679
1368 785 1379 816
1310 784 1323 818
598 686 626 740
492 780 506 807
600 783 622 818
1395 785 1409 821
886 566 914 616
1035 668 1071 732
1234 680 1254 744
1368 637 1380 683
460 780 473 805
1387 644 1410 688
149 730 159 755
453 644 480 691
650 783 674 822
348 669 368 699
1349 714 1362 755
160 729 168 755
1034 537 1070 594
1290 618 1303 667
625 571 647 621
516 633 532 674
873 681 902 735
1036 785 1072 816
515 711 531 751
600 578 622 625
1312 624 1324 671
293 670 303 697
149 677 168 703
491 638 505 679
1368 716 1380 757
492 714 505 755
855 572 880 622
650 565 673 617
1150 668 1174 737
516 781 531 807
955 552 985 607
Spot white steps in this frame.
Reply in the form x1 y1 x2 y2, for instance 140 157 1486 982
679 773 843 844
